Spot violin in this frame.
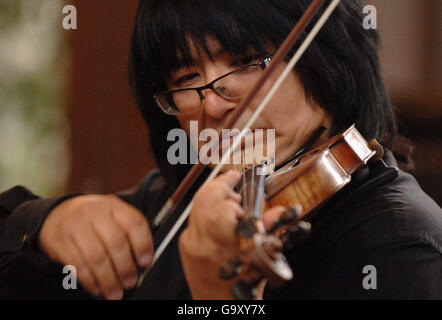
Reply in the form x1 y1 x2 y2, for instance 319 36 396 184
218 124 384 299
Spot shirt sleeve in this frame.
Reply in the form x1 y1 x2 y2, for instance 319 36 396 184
0 186 91 299
0 171 164 299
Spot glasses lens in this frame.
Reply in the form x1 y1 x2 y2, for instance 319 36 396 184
157 90 201 115
214 65 261 99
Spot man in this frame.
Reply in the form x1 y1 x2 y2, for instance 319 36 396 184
0 0 441 300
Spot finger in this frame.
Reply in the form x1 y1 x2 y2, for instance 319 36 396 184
261 206 286 230
72 224 123 300
207 200 244 246
216 170 241 189
203 183 239 202
61 238 101 296
109 197 153 269
49 235 100 296
91 216 138 290
226 190 242 203
212 200 244 223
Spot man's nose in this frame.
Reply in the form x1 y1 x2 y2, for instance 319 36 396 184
201 89 236 120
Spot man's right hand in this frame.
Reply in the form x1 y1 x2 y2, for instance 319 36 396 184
38 194 153 300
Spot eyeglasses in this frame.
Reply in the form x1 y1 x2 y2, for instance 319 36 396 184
153 55 273 115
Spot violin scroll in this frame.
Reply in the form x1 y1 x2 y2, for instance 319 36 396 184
222 216 313 299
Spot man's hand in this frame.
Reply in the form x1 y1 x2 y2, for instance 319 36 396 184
178 171 285 299
38 194 153 300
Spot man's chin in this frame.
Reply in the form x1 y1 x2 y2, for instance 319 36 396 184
206 153 275 173
207 163 235 172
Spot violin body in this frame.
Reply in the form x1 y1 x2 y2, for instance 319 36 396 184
266 124 380 220
222 124 384 299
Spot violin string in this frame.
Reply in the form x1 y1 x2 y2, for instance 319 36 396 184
137 0 342 288
250 165 254 217
243 164 248 214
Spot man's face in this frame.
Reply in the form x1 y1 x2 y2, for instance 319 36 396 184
167 39 332 170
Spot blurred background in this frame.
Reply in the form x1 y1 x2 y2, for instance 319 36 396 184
0 0 440 205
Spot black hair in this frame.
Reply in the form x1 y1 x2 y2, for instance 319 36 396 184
129 0 405 187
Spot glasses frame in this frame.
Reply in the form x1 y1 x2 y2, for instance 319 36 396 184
153 54 273 115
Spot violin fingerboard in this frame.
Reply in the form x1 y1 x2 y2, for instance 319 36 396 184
236 164 268 219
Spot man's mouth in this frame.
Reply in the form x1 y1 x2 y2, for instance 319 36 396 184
217 129 274 167
219 129 260 152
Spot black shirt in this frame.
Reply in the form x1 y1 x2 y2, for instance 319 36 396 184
0 151 441 299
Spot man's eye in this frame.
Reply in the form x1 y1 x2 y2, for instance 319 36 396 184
232 55 260 67
175 74 198 86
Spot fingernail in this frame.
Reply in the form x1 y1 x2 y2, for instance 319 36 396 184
139 252 152 267
278 206 287 213
124 275 138 289
108 289 123 300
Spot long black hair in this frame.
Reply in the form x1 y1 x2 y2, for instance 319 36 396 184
128 0 403 187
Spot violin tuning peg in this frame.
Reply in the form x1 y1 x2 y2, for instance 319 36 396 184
267 206 300 234
232 277 263 300
219 258 242 280
297 220 312 233
282 220 312 249
236 218 257 238
280 206 301 224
